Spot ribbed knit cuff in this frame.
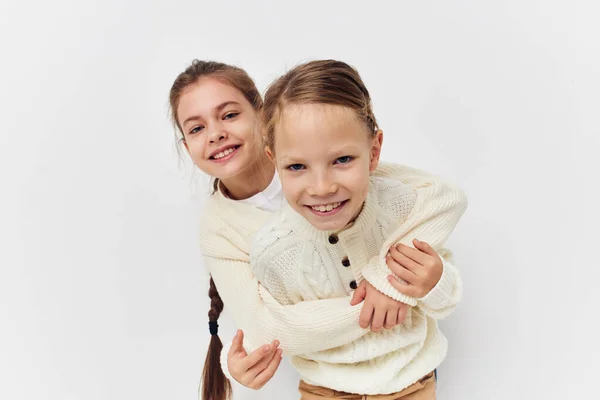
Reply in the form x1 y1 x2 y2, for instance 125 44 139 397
361 261 418 306
220 340 235 383
419 257 454 309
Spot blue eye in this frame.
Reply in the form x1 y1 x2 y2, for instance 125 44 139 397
287 164 305 171
189 126 205 134
223 112 239 120
335 156 353 164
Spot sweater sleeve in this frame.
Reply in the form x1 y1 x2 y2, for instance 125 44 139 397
417 249 462 320
361 166 467 304
204 255 370 356
304 251 463 365
220 340 235 382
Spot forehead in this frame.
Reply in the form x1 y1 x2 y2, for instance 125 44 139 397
177 77 248 120
276 103 369 149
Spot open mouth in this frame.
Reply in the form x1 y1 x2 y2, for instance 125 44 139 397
210 145 241 162
306 200 348 216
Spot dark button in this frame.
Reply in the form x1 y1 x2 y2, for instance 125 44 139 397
328 234 339 244
349 280 357 290
342 257 351 267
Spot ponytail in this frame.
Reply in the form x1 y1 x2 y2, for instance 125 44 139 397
200 277 232 400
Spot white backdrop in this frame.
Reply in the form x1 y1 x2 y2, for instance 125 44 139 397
1 1 599 399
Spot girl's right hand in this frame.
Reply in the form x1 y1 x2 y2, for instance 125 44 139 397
349 280 409 332
227 329 283 390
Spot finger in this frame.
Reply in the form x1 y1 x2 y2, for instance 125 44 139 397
371 305 386 332
394 243 428 265
239 342 276 371
384 306 397 329
413 239 438 257
389 246 422 274
386 257 417 285
229 330 247 357
397 305 408 324
253 348 283 389
387 275 418 297
359 301 374 329
247 340 280 378
350 280 367 306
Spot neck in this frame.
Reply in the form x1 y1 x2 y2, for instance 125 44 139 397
220 155 275 200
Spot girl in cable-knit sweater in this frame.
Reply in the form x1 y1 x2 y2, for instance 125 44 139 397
170 60 428 400
169 59 465 400
250 60 467 399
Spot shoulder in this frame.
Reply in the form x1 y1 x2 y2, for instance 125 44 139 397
372 162 428 181
197 194 238 257
198 194 225 239
373 162 468 211
371 176 418 220
198 192 273 259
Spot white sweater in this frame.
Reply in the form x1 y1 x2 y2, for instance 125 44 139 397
196 163 466 393
250 175 466 394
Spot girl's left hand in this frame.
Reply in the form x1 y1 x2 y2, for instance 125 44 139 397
386 239 443 298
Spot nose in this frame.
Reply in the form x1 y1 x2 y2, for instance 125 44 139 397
307 171 338 197
208 126 227 143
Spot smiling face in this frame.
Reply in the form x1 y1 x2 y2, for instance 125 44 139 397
177 77 260 181
271 103 382 231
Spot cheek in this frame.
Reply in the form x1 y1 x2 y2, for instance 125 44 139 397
353 170 370 199
281 176 304 202
282 188 301 205
187 139 206 160
347 163 370 194
239 120 258 140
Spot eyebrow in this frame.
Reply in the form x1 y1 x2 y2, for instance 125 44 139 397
181 101 241 128
279 146 362 164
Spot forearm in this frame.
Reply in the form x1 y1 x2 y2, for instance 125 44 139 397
362 170 467 303
206 256 370 355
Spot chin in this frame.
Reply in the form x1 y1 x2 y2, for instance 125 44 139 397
214 160 247 180
312 218 346 232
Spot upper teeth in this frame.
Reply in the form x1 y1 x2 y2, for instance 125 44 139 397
311 202 342 212
213 147 235 159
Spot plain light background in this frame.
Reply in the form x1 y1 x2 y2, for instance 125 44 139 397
1 0 599 399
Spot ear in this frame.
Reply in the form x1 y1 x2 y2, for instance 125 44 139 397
179 136 188 151
265 146 275 164
369 130 383 172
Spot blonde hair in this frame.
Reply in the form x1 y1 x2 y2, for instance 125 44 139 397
262 59 378 153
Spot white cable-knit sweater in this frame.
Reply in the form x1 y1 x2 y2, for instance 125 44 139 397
249 175 466 394
197 163 466 394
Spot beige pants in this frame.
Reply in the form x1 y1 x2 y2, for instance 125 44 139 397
298 371 436 400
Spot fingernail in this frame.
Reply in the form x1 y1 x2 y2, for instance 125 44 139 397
278 349 283 356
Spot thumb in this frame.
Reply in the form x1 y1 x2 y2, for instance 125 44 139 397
230 329 247 357
413 239 436 256
350 281 367 306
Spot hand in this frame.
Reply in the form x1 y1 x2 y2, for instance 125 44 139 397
350 280 409 332
227 330 282 389
386 239 443 298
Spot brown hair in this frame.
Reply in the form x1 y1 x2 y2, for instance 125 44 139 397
169 60 262 400
262 59 378 153
201 277 231 400
169 59 263 192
